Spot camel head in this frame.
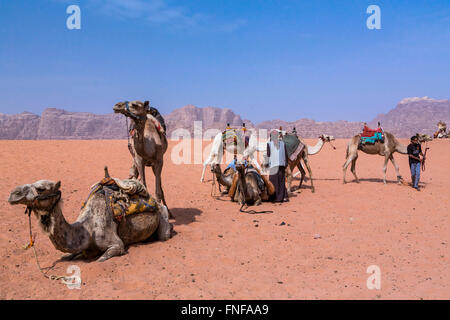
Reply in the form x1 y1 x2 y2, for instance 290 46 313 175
8 180 61 209
113 100 149 121
211 163 222 175
319 134 335 142
235 160 247 174
415 133 433 143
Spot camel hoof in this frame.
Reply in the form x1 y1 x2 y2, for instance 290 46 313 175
311 189 315 193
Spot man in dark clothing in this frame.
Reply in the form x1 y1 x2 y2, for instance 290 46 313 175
266 130 289 202
407 136 423 191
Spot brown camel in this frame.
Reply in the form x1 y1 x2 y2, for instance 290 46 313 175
7 174 172 262
235 163 269 206
113 100 168 209
212 164 235 194
285 134 335 193
343 131 408 184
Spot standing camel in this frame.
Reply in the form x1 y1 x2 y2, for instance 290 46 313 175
113 101 168 209
343 131 408 184
287 134 335 193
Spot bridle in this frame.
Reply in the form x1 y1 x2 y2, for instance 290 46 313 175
25 189 62 216
320 135 336 150
124 101 146 121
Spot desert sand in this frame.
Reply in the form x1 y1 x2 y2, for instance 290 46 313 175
0 139 449 299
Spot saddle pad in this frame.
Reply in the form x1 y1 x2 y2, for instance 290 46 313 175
111 196 158 222
282 134 301 158
147 114 165 135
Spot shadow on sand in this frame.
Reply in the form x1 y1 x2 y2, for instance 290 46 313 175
170 207 203 226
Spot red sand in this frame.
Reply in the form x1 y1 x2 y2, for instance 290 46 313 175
0 139 449 299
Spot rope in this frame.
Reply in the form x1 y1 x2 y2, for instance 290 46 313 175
24 197 70 283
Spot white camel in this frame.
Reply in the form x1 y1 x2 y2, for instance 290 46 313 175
200 130 263 182
292 135 335 177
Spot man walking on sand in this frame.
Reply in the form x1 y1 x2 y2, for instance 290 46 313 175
407 136 423 191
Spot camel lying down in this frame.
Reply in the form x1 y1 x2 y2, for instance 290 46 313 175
8 177 173 262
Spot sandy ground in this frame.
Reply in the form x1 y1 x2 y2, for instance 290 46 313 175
0 138 449 300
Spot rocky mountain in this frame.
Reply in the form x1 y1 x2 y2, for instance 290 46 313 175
256 118 362 139
368 97 450 137
165 105 253 136
1 97 449 139
0 108 127 140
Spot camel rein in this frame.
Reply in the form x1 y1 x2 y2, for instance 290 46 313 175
24 191 70 282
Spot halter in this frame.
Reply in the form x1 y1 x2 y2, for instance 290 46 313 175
25 189 62 216
124 101 146 121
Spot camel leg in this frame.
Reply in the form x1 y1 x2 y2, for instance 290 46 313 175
152 162 172 219
343 149 357 184
389 154 402 184
200 154 213 182
285 164 292 193
350 155 359 183
382 155 390 184
128 162 139 179
97 242 125 262
296 162 306 191
303 156 315 193
135 156 146 188
96 232 125 262
152 162 167 206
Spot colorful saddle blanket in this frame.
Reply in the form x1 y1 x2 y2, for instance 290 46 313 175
360 126 384 144
222 129 249 148
83 177 158 222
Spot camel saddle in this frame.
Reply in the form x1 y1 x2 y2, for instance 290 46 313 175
82 178 158 222
360 125 384 145
222 129 249 150
282 133 305 161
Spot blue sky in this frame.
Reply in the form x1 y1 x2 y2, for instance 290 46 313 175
0 0 449 123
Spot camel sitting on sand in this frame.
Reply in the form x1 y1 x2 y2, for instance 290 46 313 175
212 164 236 194
343 131 408 184
113 100 169 209
234 162 269 206
7 169 172 262
201 129 263 182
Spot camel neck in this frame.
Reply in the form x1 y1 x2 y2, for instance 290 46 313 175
307 138 325 155
37 202 85 253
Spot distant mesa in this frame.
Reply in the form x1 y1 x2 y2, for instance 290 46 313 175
1 97 449 139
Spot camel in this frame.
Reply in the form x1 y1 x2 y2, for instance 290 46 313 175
261 132 335 193
343 131 408 184
434 121 449 138
287 134 335 193
200 129 262 182
234 162 269 206
212 164 235 193
415 133 433 142
113 101 168 209
7 174 172 262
